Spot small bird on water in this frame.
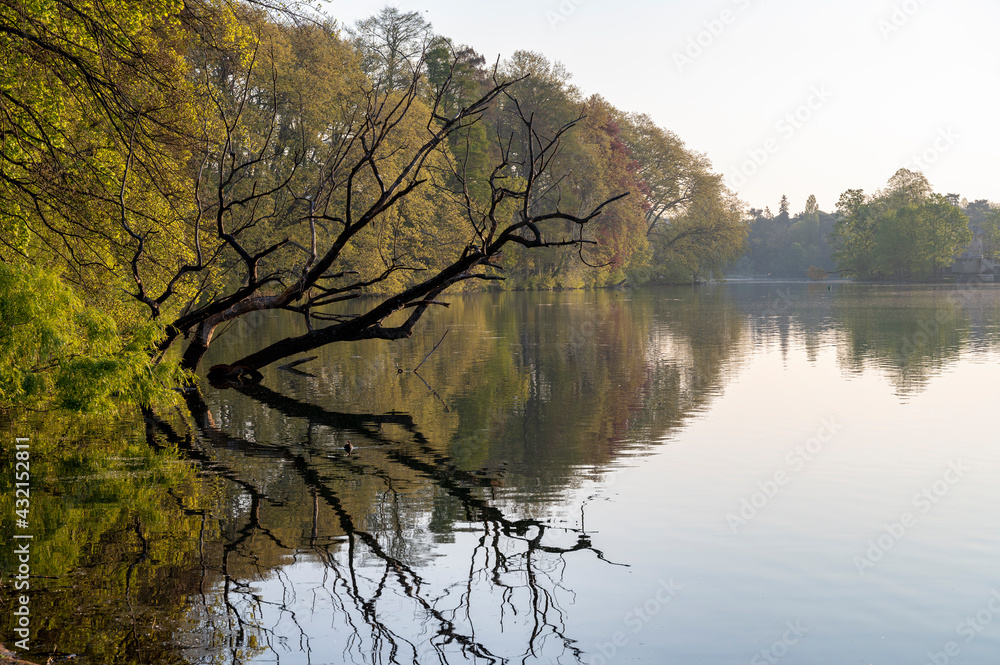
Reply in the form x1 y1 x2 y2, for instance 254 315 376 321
343 440 354 455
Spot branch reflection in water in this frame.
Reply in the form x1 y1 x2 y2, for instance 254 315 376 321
143 385 627 663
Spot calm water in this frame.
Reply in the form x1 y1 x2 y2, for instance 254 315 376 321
4 282 1000 664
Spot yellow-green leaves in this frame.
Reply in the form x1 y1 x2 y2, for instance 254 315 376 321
619 111 747 282
0 262 185 411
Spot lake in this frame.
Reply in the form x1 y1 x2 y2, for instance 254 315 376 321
4 281 1000 664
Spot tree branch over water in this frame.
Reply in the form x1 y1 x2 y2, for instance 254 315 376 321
190 73 629 378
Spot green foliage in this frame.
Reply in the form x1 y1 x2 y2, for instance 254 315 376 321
0 262 185 411
349 6 432 89
618 112 748 283
0 0 199 316
983 207 1000 257
0 408 266 662
830 170 971 280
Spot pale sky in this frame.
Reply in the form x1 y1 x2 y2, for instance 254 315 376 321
324 0 998 214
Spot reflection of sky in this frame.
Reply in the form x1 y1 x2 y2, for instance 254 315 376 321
249 530 592 663
566 342 1000 664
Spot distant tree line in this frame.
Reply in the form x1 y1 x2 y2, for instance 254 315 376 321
735 171 999 280
732 193 838 277
832 170 972 281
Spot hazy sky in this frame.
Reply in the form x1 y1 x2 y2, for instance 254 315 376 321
325 0 998 214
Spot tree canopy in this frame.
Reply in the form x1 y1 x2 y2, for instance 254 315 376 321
831 169 972 281
1 1 754 408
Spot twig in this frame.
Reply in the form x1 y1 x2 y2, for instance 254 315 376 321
413 329 449 373
412 371 450 412
402 300 451 309
278 356 318 377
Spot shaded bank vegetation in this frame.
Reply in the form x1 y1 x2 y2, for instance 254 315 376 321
733 193 839 277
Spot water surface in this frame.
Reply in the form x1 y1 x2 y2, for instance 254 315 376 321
4 282 1000 664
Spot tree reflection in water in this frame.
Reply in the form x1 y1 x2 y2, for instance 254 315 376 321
143 384 625 664
9 284 1000 663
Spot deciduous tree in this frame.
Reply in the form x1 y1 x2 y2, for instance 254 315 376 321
831 170 971 280
619 113 747 282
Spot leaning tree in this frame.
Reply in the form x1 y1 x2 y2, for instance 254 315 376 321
152 24 627 382
2 1 628 391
